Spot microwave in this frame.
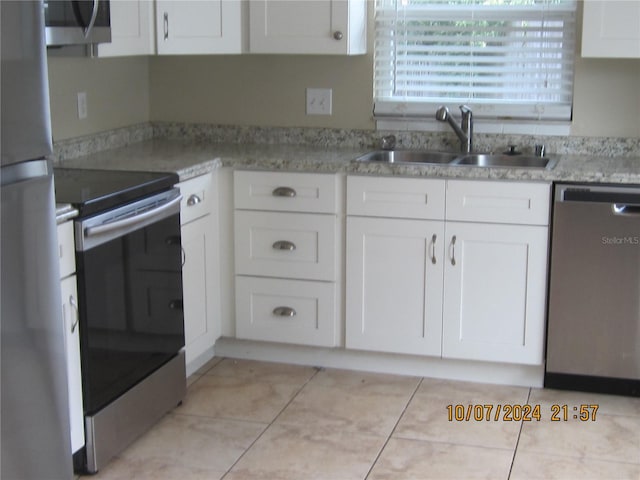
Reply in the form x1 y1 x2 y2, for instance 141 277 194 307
44 0 111 47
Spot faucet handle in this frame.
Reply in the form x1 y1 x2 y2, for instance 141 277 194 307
380 135 396 150
459 105 472 114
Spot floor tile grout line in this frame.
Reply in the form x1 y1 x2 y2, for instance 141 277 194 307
507 387 531 480
219 365 323 480
364 376 425 480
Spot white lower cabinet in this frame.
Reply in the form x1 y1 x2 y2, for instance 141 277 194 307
236 276 336 346
60 275 84 454
57 221 84 454
345 216 444 356
178 173 218 369
442 222 549 365
234 170 339 347
345 176 550 366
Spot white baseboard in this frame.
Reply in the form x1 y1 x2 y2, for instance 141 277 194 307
214 337 544 388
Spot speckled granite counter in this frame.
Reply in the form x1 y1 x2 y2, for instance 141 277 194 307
57 138 640 184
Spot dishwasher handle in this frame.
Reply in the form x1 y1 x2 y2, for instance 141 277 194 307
613 204 640 217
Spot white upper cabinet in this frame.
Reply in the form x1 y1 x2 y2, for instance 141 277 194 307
96 0 155 57
156 0 247 54
249 0 367 54
582 0 640 58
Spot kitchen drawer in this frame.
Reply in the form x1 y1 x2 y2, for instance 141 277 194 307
347 175 446 220
446 180 551 226
178 173 213 225
57 220 75 279
235 210 336 281
235 276 337 347
234 170 337 214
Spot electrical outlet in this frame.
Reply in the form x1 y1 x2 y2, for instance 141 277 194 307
77 92 87 120
306 88 332 115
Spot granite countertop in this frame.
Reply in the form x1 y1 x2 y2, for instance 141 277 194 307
57 138 640 184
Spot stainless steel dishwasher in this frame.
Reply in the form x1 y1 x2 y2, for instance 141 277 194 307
546 183 640 396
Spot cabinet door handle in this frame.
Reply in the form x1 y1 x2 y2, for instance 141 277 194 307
272 240 296 251
187 194 201 206
272 306 296 317
333 31 344 40
450 235 457 266
431 234 437 265
69 295 79 334
272 186 296 198
163 12 169 40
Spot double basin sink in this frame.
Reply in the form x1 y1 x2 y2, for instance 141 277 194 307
356 150 556 170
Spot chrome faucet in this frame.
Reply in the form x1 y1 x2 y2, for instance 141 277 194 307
435 105 473 153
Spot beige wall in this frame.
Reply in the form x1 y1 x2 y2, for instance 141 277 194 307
148 53 640 138
148 54 374 130
572 57 640 137
47 24 640 140
47 56 150 141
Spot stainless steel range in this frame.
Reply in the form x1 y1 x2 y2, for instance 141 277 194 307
54 168 186 473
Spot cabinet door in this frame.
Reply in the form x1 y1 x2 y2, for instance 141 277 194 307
60 275 84 454
442 222 548 365
96 0 155 57
346 216 444 356
156 0 245 54
249 0 366 54
582 0 640 58
182 215 215 366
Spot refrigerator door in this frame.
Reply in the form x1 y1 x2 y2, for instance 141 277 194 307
1 1 74 478
1 160 73 479
1 0 53 166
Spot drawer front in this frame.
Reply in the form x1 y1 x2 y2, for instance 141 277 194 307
57 221 75 279
178 173 213 224
235 211 336 281
234 170 337 214
446 180 551 226
235 276 337 347
347 175 446 220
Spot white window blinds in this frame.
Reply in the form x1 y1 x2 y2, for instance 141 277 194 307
374 0 577 121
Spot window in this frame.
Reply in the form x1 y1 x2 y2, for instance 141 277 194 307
374 0 577 123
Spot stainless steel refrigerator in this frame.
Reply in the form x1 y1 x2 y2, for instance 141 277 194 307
1 1 73 478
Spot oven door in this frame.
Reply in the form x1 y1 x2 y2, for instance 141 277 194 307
75 189 184 415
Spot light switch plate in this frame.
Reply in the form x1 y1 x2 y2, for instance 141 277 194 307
306 88 332 115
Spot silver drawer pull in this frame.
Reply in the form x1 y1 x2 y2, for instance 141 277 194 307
431 234 437 265
272 240 296 251
450 235 457 266
272 186 297 198
272 306 296 317
187 194 201 206
69 295 79 333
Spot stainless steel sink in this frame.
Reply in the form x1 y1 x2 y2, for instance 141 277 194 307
451 154 556 169
355 150 458 164
355 150 556 169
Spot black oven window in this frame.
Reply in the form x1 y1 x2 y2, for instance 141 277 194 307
76 214 184 414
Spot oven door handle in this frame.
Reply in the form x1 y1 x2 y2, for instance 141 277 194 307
85 194 183 238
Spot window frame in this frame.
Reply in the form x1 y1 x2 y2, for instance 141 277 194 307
373 0 578 128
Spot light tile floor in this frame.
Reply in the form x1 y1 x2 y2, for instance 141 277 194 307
82 358 640 480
